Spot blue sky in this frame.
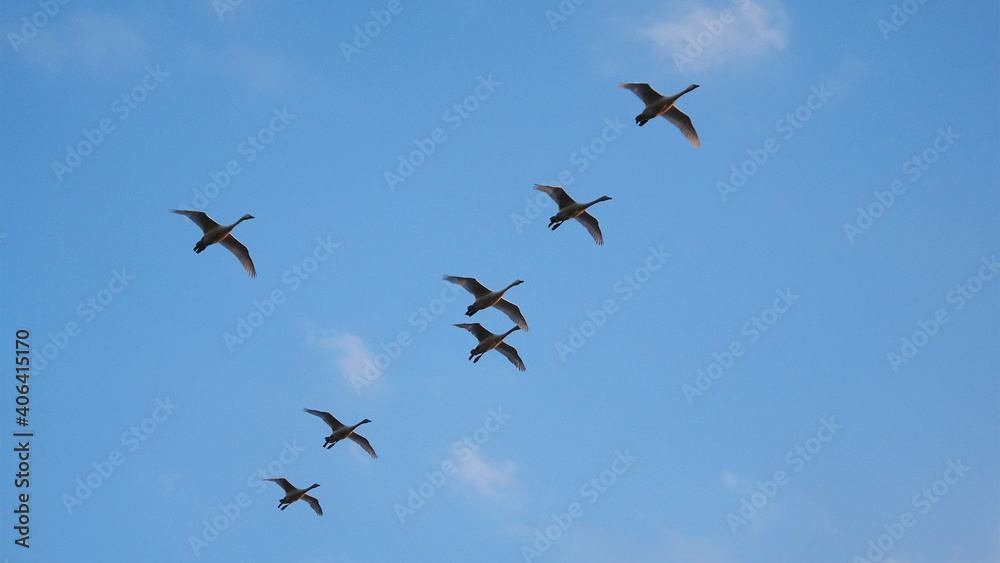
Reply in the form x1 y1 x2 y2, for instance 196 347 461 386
1 1 997 561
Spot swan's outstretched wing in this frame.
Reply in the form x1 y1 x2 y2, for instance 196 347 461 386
496 342 525 371
574 212 604 246
663 107 700 148
454 323 493 341
534 185 575 208
220 235 256 278
265 478 296 494
349 433 378 459
301 494 323 516
443 275 491 298
170 209 220 234
493 298 529 331
619 82 662 105
304 408 344 431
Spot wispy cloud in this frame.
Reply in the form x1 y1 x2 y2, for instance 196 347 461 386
310 331 376 386
18 13 147 70
455 452 523 504
638 0 790 72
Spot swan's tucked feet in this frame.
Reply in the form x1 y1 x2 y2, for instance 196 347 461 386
454 322 526 371
533 185 611 245
303 409 377 459
620 82 700 146
171 210 257 277
444 276 529 331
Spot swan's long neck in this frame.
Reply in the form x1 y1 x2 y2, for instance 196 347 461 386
502 327 520 339
303 484 320 493
583 197 609 209
230 217 248 229
679 84 699 97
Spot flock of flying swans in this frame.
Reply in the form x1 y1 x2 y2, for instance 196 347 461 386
170 82 699 514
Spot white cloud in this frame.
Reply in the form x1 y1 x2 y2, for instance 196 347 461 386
455 451 522 503
310 331 375 384
638 0 790 72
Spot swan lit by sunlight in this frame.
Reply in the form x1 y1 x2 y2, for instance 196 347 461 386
170 210 256 278
620 82 701 147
